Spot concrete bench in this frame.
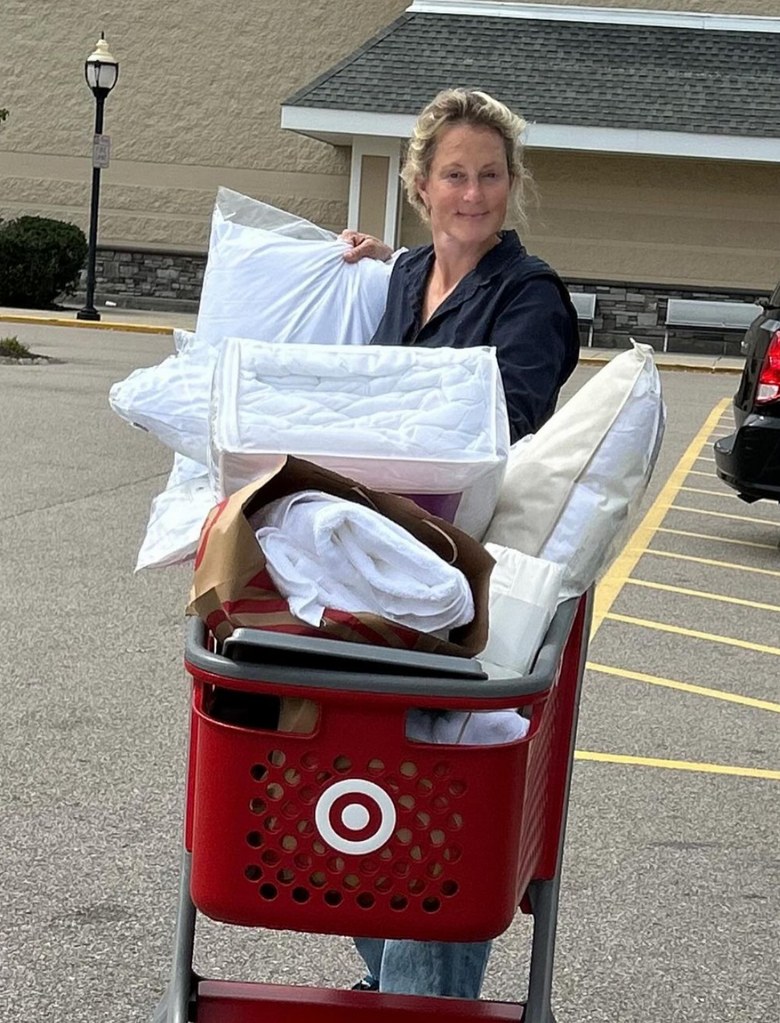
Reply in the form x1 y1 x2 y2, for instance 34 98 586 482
664 298 762 352
569 291 597 346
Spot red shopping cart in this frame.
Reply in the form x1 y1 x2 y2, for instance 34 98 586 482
155 588 592 1023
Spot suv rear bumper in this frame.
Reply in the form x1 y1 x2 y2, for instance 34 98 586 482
714 413 780 503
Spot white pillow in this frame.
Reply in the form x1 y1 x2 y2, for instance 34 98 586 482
109 346 215 463
172 328 196 354
483 343 665 598
109 190 395 464
119 189 397 570
166 452 208 489
135 475 216 571
194 203 392 353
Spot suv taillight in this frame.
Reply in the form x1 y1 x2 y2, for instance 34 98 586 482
756 329 780 404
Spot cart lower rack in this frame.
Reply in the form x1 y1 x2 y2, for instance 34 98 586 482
155 589 592 1022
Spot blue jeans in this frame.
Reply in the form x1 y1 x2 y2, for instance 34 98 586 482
354 937 491 997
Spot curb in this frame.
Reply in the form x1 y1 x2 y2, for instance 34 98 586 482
1 312 743 374
0 313 173 336
570 354 741 375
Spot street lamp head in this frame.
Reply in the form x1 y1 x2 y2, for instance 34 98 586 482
85 34 119 95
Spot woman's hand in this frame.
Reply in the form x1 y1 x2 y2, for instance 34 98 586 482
339 230 394 263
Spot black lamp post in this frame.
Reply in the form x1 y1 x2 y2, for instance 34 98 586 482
77 34 119 322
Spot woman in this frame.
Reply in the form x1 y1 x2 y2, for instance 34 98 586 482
342 89 579 999
343 88 579 445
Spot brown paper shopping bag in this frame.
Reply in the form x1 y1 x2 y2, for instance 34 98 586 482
187 455 494 657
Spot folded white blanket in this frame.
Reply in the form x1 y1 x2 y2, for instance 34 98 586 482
406 709 530 745
254 490 474 632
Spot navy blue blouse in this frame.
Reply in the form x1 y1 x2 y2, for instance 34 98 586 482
370 231 580 442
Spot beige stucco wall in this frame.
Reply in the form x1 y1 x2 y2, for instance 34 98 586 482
400 150 780 291
358 156 392 241
2 0 778 289
0 0 407 250
526 151 780 290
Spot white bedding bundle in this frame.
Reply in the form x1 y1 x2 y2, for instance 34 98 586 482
110 190 666 681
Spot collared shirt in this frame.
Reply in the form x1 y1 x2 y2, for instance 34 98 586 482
370 231 580 442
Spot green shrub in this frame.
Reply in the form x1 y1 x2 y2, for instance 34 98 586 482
0 336 33 358
0 216 88 308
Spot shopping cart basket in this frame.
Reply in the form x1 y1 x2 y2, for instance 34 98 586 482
156 588 592 1023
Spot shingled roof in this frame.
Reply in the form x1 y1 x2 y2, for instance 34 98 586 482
284 10 780 139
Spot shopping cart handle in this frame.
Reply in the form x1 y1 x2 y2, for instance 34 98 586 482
183 596 582 700
223 627 489 680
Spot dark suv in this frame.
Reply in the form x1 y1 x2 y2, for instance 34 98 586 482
715 281 780 503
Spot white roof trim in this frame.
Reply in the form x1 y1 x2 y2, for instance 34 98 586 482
281 105 780 163
408 1 780 34
527 123 780 162
282 105 416 143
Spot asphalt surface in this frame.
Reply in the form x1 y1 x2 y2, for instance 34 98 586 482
1 324 777 1022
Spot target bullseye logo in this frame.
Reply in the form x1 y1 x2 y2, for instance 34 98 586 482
314 779 396 855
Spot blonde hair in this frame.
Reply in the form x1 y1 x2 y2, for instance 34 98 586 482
401 88 532 228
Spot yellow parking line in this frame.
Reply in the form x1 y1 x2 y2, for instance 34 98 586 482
643 548 780 577
679 485 736 498
592 398 730 636
587 661 780 713
670 504 779 525
605 612 780 656
575 750 780 781
655 527 777 551
625 577 780 613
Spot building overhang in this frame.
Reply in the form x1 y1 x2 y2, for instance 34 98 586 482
282 1 780 164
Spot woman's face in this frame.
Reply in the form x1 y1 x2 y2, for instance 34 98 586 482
417 123 512 250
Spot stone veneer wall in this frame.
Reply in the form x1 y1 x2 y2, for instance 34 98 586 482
76 247 769 351
74 247 207 312
566 280 769 355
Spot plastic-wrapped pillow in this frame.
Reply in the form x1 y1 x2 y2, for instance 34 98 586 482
135 476 216 571
167 452 208 489
109 346 214 463
172 328 197 354
483 343 665 598
194 191 392 353
212 186 336 241
109 189 396 464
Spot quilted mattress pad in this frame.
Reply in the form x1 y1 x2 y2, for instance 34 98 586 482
210 338 510 538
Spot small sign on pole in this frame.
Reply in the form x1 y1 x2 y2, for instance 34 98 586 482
92 133 111 169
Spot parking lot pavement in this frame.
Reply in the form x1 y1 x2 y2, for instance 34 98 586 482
0 325 777 1023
